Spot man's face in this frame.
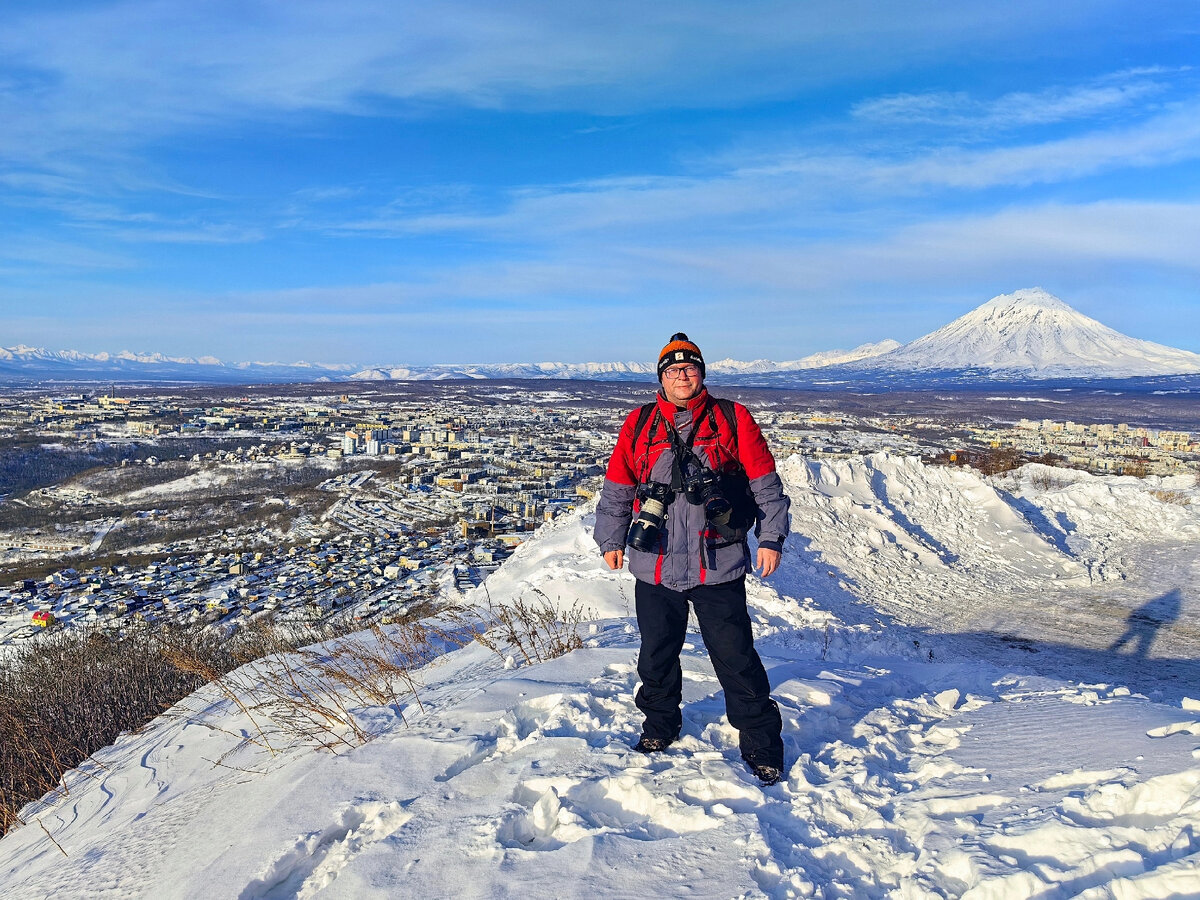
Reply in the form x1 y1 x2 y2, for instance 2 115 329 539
660 363 703 406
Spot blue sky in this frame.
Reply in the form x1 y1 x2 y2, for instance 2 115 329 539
2 1 1199 367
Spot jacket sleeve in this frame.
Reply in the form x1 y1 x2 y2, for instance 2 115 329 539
593 409 641 553
734 403 790 551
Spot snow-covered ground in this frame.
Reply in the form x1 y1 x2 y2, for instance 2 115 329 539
2 453 1198 898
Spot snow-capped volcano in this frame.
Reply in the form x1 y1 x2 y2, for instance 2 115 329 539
870 288 1200 376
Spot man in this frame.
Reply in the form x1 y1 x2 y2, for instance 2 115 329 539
594 333 790 785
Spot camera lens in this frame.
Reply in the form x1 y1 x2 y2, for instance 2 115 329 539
627 485 670 552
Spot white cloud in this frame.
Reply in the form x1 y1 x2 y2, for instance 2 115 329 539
206 200 1200 321
321 90 1200 252
646 200 1200 297
0 237 135 270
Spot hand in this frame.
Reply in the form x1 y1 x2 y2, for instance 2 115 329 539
604 549 625 570
756 547 780 578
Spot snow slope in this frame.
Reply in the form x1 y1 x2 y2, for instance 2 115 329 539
869 288 1200 376
2 456 1199 898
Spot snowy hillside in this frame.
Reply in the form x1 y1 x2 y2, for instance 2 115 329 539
1 454 1199 897
868 288 1200 376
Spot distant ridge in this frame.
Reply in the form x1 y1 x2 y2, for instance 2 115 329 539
346 341 901 382
0 346 355 383
2 289 1197 383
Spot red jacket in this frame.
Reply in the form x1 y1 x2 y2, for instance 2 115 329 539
604 390 780 487
595 389 789 590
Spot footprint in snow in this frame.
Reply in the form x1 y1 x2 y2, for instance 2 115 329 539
239 799 413 900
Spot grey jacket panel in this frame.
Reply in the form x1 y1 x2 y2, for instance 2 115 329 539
749 470 789 545
594 479 635 553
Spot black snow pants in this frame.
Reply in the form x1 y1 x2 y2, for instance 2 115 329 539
634 576 784 768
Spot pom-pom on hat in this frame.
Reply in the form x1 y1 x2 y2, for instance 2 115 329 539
657 332 705 379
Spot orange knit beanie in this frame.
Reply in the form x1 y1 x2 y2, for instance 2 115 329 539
657 332 705 379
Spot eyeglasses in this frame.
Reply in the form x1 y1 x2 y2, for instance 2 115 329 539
662 364 700 380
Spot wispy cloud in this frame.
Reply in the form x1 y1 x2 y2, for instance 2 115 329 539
0 237 135 270
868 99 1200 188
0 2 1164 170
851 68 1181 129
101 224 265 245
324 86 1200 249
219 199 1200 317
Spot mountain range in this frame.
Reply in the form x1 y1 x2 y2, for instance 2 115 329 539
3 289 1198 383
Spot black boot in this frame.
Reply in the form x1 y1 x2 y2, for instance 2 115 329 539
749 762 782 785
633 735 673 754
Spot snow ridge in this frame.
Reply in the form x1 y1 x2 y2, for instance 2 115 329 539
347 341 902 382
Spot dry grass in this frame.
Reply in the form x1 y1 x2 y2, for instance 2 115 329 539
165 618 466 757
165 590 592 759
1150 489 1193 506
470 588 591 666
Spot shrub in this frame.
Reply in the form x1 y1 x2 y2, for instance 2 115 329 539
1028 468 1072 492
975 447 1023 476
1121 458 1150 477
0 624 232 834
0 617 369 834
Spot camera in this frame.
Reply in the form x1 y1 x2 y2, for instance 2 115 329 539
627 482 671 552
682 469 733 528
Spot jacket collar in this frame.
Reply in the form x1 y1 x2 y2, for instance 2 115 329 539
656 386 710 422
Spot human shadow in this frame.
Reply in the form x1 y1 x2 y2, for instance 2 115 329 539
1109 589 1184 659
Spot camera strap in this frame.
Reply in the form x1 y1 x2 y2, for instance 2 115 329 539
682 407 753 545
663 414 704 494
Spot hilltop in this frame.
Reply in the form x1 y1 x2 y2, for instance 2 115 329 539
0 453 1198 897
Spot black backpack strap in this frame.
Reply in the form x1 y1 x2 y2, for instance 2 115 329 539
709 397 755 544
712 397 740 465
630 401 657 449
629 402 658 482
